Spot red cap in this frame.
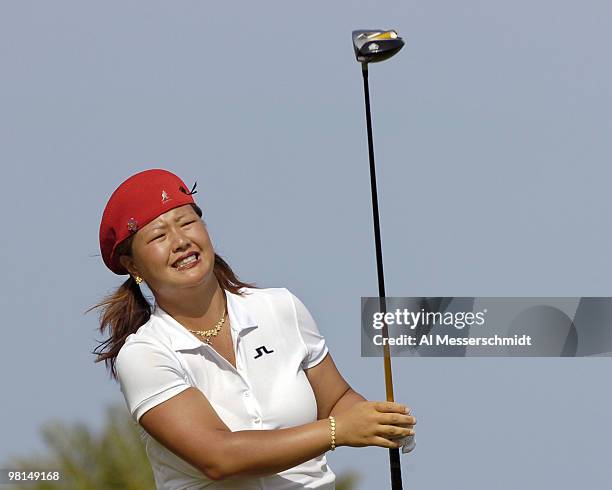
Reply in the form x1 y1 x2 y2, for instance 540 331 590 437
99 169 198 275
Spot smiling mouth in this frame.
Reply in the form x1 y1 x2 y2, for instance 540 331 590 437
172 253 200 270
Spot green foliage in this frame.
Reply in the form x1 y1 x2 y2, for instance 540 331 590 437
7 405 155 489
335 471 360 490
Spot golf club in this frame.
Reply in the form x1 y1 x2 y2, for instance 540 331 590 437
352 29 408 490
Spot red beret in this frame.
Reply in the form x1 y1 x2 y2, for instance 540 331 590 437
99 169 198 275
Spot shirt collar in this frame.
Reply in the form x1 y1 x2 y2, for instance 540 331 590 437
152 288 258 351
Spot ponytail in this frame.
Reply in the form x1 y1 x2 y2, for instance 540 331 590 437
90 275 152 379
90 242 256 380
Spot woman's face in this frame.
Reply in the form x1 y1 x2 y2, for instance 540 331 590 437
119 204 216 295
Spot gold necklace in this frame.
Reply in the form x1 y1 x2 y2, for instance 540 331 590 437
187 308 227 344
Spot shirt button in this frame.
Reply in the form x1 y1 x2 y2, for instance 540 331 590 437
254 417 261 424
243 391 250 397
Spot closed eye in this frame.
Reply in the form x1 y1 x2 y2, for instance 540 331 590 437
181 221 195 227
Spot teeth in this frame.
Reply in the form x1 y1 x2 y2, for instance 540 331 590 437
175 254 197 268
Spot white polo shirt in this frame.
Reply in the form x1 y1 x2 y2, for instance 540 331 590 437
115 287 336 490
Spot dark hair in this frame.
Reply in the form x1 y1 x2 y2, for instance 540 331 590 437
89 205 257 380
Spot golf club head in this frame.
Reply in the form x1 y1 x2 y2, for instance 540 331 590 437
352 29 404 64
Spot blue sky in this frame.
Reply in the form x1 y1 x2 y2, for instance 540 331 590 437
1 1 611 488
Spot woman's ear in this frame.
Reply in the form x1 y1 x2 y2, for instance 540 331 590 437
119 255 140 278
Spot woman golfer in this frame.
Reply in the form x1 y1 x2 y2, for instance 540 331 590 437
93 169 415 489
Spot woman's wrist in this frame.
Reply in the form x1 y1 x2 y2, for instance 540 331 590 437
328 389 366 418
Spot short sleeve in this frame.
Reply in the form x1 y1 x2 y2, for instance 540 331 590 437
115 339 191 422
289 291 329 369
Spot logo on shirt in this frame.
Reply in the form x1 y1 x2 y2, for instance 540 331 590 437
254 345 274 359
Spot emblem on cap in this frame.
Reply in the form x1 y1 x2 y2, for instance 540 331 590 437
161 190 171 203
127 217 139 233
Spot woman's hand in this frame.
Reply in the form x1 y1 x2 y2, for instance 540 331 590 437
333 401 416 449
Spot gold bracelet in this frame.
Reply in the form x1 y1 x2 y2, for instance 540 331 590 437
328 416 336 451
